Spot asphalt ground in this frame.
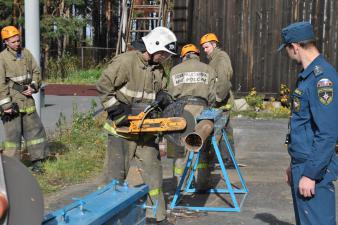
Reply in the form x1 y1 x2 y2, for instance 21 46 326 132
1 94 337 225
42 111 300 225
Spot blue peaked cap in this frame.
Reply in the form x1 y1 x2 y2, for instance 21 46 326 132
278 21 315 51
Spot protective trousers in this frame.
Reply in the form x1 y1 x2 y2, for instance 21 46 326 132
290 162 336 225
214 111 235 165
2 111 48 161
173 104 211 191
104 134 166 222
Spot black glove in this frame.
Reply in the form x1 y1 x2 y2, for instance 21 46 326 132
1 102 19 122
106 103 131 126
155 90 173 110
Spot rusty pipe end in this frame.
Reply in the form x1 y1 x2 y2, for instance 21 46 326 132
184 132 203 152
0 193 8 219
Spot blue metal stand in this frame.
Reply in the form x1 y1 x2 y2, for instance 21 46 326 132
170 109 248 212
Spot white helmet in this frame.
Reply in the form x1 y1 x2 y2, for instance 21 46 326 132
142 27 177 55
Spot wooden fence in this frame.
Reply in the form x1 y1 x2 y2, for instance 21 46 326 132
172 0 338 96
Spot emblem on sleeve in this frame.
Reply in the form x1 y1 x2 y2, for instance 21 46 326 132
317 78 333 105
293 97 301 112
294 88 302 96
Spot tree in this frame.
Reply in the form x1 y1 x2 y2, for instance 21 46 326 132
40 0 86 59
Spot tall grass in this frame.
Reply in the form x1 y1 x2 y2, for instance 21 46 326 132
47 69 102 84
37 101 107 193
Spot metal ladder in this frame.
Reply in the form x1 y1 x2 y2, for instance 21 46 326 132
116 0 170 55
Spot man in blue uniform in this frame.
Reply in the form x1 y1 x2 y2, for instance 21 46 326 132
279 21 338 225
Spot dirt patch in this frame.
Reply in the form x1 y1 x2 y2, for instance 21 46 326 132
44 84 97 96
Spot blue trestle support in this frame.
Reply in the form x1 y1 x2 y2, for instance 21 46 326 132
170 108 249 212
43 180 149 225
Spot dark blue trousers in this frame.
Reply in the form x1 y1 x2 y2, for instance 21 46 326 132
290 162 337 225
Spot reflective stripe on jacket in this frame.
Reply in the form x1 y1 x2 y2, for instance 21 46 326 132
0 48 41 111
96 50 166 110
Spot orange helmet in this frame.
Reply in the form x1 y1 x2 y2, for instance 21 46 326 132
180 44 199 57
200 33 219 45
1 26 20 40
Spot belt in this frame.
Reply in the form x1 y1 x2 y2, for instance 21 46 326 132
176 96 207 106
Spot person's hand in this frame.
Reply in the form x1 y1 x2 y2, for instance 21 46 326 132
299 176 315 198
285 166 291 186
155 90 173 110
4 108 12 114
21 85 34 96
106 103 131 126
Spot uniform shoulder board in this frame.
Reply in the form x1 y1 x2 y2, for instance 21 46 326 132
313 65 323 77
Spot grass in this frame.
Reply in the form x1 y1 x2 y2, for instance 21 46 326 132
231 106 290 119
47 69 102 85
36 101 107 193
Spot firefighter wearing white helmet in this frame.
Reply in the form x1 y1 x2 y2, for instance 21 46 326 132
96 26 177 225
142 26 177 55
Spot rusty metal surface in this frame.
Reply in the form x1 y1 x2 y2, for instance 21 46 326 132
184 119 214 152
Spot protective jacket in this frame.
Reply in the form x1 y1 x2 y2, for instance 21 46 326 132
289 54 338 180
0 48 41 113
167 54 216 104
96 50 166 109
207 47 233 103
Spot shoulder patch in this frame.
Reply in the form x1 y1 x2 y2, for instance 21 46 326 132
317 78 333 105
294 88 302 96
313 65 323 76
317 78 333 88
293 97 301 112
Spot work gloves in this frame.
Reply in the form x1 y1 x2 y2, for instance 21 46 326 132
154 90 173 110
106 103 131 126
1 102 20 122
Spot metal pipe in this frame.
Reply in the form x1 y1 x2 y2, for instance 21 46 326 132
184 120 214 152
25 0 41 116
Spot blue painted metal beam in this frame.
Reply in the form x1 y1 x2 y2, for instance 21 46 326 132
43 180 148 225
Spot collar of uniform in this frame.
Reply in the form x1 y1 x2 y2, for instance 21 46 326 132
6 47 19 60
136 50 149 67
182 54 200 62
207 47 220 60
298 54 324 79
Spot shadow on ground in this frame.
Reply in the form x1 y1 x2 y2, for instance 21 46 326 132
254 213 294 225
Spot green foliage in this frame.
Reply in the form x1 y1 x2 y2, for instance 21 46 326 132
45 52 79 80
232 106 290 119
41 16 86 41
47 69 102 84
0 0 24 27
0 1 12 27
280 84 291 108
245 88 264 110
36 101 106 193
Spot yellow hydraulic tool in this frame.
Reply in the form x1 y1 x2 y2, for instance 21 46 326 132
115 104 187 134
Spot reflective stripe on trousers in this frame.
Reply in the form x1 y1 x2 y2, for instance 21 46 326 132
19 106 36 114
149 188 161 197
174 167 184 176
26 137 46 147
197 163 208 169
2 141 19 149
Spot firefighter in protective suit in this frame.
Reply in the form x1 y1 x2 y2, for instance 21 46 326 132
96 27 177 225
200 33 235 166
166 44 216 190
0 25 48 172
